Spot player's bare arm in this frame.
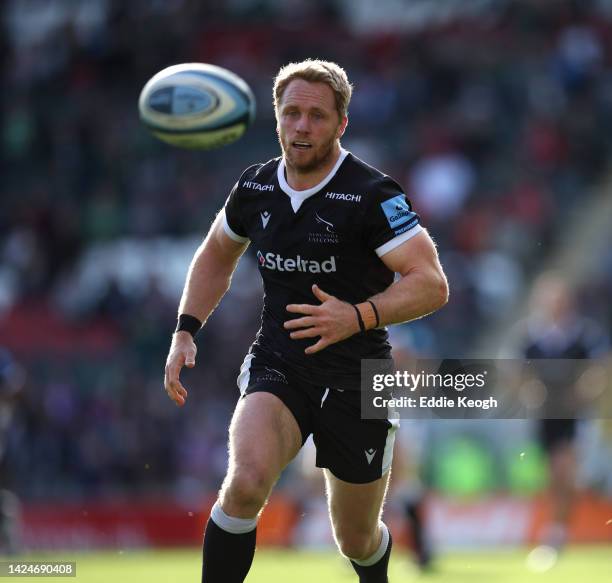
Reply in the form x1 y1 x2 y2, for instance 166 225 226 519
370 229 448 324
164 211 248 406
285 229 448 355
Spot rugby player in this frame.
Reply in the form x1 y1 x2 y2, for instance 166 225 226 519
0 348 24 555
164 59 448 583
522 274 609 552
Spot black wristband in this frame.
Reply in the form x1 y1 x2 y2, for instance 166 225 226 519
352 304 366 333
367 300 380 328
175 314 202 337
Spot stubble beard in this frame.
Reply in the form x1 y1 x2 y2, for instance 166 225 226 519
280 132 338 175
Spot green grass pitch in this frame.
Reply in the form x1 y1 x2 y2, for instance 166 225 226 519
9 546 611 582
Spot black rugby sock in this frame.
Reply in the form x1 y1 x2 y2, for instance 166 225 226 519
201 503 257 583
350 525 393 583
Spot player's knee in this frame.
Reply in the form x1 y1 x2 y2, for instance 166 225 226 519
221 467 270 513
336 529 376 560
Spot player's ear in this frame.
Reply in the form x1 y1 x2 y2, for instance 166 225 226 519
337 115 348 138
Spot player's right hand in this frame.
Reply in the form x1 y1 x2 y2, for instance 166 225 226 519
164 331 197 407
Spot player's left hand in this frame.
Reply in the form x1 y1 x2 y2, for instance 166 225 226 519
285 284 360 355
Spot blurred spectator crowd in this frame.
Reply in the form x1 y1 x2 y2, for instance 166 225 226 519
1 0 612 500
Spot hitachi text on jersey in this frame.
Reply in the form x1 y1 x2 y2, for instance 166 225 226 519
325 192 362 202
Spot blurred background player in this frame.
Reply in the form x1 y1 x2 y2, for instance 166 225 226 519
0 349 25 555
390 422 434 571
519 273 609 551
387 326 435 571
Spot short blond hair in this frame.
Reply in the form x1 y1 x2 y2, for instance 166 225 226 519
273 59 353 119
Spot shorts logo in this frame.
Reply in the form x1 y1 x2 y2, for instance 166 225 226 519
365 448 377 465
380 195 418 233
257 367 288 384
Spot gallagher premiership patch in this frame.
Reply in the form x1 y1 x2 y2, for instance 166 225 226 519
380 195 418 235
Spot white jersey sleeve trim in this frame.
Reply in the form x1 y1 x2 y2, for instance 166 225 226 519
375 224 423 257
222 208 250 243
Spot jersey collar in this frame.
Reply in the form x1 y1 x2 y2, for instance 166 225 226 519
277 147 349 213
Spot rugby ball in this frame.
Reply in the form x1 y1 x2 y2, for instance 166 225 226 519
138 63 256 149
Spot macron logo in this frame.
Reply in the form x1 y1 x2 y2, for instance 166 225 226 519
257 251 337 273
261 211 271 229
244 181 274 192
326 192 362 203
365 449 377 465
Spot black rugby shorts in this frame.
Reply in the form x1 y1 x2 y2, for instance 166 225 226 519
538 419 577 452
236 350 399 484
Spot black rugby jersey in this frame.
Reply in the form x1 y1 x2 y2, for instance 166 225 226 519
223 148 422 390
